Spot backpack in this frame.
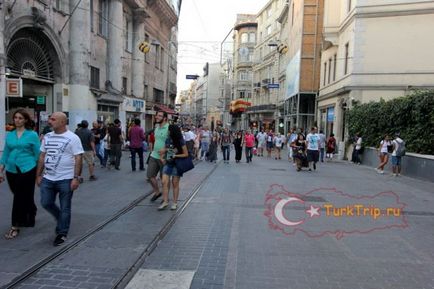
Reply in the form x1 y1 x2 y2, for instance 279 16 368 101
396 140 406 157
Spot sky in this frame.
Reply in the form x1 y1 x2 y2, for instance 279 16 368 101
176 0 269 94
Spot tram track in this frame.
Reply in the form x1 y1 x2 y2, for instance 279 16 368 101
5 160 219 289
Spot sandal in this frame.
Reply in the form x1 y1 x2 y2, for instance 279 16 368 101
4 227 20 239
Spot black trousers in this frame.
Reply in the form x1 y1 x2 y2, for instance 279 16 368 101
6 167 37 227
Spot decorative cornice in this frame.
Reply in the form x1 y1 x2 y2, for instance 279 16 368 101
147 0 178 27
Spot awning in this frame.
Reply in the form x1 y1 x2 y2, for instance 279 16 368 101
154 104 178 115
230 99 251 114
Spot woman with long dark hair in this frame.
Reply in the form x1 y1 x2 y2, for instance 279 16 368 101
158 125 189 210
376 134 392 174
291 133 307 171
233 131 243 163
0 109 40 239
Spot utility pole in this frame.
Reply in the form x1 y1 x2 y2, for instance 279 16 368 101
0 4 6 153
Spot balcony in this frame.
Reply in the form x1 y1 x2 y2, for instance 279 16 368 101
245 104 276 113
236 61 254 69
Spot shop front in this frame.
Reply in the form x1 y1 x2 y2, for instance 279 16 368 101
122 97 146 131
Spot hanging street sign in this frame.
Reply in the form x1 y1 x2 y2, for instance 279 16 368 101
268 83 280 89
186 74 199 80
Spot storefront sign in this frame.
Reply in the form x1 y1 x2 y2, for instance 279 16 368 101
123 97 145 113
6 78 22 97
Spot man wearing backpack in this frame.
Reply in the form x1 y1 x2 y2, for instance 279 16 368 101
392 132 405 177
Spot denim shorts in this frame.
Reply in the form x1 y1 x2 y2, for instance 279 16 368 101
391 156 401 166
163 164 183 177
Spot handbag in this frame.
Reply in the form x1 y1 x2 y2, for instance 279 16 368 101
175 156 194 174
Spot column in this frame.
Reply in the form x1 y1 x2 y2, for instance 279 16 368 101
69 0 92 129
107 0 123 91
131 8 146 98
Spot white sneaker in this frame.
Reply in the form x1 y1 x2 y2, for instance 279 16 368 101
170 203 178 210
392 173 397 177
379 170 384 174
158 202 169 210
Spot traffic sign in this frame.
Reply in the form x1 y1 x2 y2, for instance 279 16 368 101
186 74 199 80
268 83 280 89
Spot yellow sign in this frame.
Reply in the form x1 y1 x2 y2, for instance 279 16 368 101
138 41 150 53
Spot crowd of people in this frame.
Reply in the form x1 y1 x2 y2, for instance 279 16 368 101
0 108 407 246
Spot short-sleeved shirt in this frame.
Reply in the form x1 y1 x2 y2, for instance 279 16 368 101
91 127 103 145
41 130 84 181
75 128 94 151
380 140 392 153
392 138 403 156
108 126 122 144
129 125 145 148
257 132 266 143
274 136 284 148
151 123 169 159
201 130 211 143
306 133 320 151
221 133 231 146
245 134 255 148
318 133 326 149
164 137 186 162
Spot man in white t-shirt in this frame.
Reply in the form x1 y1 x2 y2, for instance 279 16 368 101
256 130 266 157
36 112 84 246
273 133 285 160
391 132 405 176
306 127 320 171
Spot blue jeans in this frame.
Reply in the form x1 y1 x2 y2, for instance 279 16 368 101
95 143 104 165
320 148 325 162
200 142 209 158
130 147 144 170
103 148 110 167
222 145 230 161
245 147 253 162
40 178 73 235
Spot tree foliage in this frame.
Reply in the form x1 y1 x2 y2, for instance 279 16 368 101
347 90 434 155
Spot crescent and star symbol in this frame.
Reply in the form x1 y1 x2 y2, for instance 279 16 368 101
306 205 321 218
274 197 321 227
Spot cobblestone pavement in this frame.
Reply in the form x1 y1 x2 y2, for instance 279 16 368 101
1 151 434 289
138 155 434 289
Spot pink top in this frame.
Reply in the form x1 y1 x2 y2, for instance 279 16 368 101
129 126 145 148
245 134 255 148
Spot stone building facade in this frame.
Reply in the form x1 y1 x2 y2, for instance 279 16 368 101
318 0 434 144
230 14 256 130
0 0 180 136
248 0 285 133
